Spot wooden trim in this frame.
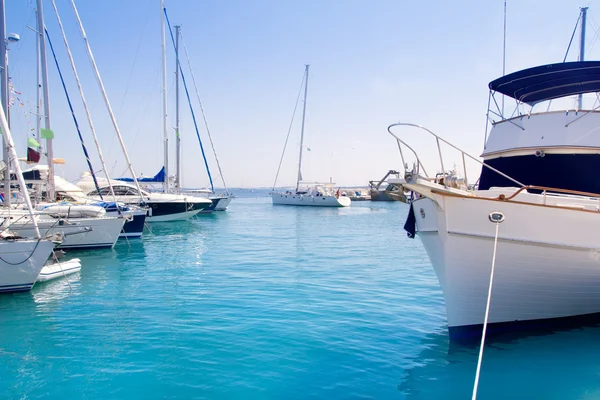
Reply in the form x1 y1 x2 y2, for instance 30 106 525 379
429 188 600 215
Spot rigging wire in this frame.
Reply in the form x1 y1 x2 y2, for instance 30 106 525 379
272 72 305 191
585 11 600 54
163 7 214 192
44 27 103 197
564 10 582 62
179 31 229 193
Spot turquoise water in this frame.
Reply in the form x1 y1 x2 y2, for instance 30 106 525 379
0 196 598 399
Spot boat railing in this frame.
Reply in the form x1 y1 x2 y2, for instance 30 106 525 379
387 122 525 189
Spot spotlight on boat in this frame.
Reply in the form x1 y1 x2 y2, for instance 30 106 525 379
7 33 20 43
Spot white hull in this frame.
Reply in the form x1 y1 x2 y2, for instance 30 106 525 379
0 239 56 293
409 182 600 332
212 196 233 211
148 209 201 222
37 258 82 282
271 193 351 207
5 216 125 250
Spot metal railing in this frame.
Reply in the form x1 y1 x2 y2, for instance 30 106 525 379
387 122 525 189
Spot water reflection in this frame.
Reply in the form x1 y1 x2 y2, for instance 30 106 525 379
399 323 600 399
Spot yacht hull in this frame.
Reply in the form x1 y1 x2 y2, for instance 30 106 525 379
271 193 350 207
145 201 203 222
411 188 600 341
8 217 125 250
0 239 56 293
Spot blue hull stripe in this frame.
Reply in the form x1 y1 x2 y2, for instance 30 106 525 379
449 312 600 344
0 283 34 293
57 243 114 251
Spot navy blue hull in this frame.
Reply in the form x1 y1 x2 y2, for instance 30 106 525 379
0 283 34 293
197 199 218 214
449 312 600 344
479 154 600 194
120 213 145 238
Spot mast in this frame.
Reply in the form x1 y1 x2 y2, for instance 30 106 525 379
0 98 41 238
501 0 506 116
37 0 55 202
0 0 9 206
36 8 41 164
174 24 181 192
296 64 309 193
161 0 169 193
578 6 588 110
50 0 118 204
69 0 146 202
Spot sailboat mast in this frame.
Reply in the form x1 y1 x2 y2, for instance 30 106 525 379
175 24 181 192
69 0 146 202
37 0 55 202
0 0 9 206
296 64 309 193
578 6 588 110
161 0 169 193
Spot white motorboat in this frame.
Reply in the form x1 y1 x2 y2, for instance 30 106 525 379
389 56 600 341
271 65 350 208
77 175 212 222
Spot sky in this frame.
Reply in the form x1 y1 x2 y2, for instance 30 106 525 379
3 0 598 189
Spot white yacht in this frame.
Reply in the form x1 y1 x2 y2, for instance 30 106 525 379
389 57 600 341
77 174 212 222
271 65 350 208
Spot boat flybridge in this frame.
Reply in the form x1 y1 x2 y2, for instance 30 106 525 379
387 60 600 341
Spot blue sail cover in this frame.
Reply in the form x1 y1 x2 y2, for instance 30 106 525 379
489 61 600 105
116 167 166 183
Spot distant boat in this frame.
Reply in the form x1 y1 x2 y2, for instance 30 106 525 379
271 65 350 208
368 170 408 202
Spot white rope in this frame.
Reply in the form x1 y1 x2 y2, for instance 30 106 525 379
69 0 146 204
52 250 72 291
50 0 119 207
180 31 228 193
472 212 504 400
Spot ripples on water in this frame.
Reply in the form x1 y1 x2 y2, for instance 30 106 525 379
0 197 598 399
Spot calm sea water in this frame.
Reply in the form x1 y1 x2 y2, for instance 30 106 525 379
0 194 599 399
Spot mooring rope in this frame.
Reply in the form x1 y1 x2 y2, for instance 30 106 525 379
472 211 505 400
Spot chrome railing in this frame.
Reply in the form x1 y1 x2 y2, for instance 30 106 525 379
387 122 525 189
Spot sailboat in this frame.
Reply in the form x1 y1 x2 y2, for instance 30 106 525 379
164 15 233 212
271 65 350 207
0 53 57 291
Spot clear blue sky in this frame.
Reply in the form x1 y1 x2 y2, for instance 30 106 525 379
4 0 596 188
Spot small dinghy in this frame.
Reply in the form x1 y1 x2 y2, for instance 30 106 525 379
37 258 82 283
